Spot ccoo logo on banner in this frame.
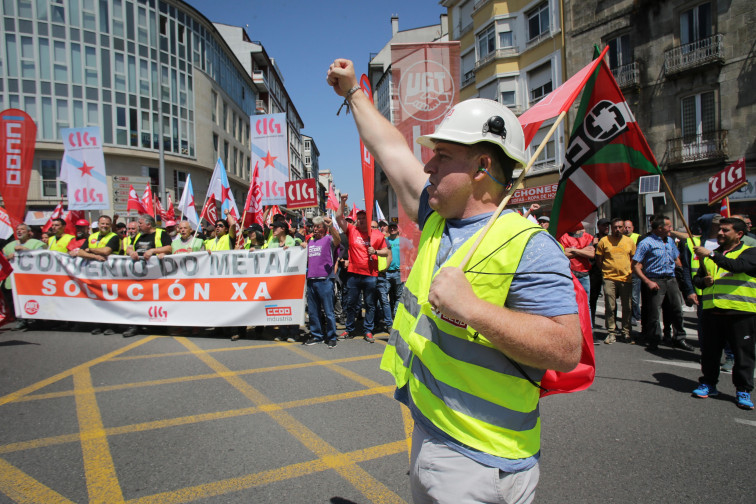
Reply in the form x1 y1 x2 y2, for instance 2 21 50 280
0 109 37 226
60 127 110 210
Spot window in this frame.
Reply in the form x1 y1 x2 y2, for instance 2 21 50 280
477 25 495 60
528 63 552 104
497 19 514 48
527 3 550 41
681 3 711 45
212 133 218 160
41 159 66 197
174 170 188 197
607 34 631 69
501 91 516 107
211 91 217 123
533 139 556 166
682 91 715 141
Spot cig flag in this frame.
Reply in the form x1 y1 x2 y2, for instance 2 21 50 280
59 127 109 210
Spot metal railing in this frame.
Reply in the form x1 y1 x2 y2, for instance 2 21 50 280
666 130 727 164
664 34 724 74
462 70 476 88
611 62 639 88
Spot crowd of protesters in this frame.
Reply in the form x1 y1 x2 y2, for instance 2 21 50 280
542 209 755 411
1 204 407 351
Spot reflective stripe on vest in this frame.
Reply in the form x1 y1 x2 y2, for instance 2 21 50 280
88 231 117 249
685 236 702 296
380 211 544 459
701 245 756 313
48 234 74 252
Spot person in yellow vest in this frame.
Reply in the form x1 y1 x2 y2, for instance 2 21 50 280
72 215 120 262
47 218 75 252
171 220 204 254
204 218 235 252
692 217 756 410
122 220 138 254
328 59 581 501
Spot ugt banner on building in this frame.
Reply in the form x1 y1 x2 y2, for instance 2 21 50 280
251 113 288 206
59 127 110 210
0 109 37 226
391 42 460 281
11 248 306 327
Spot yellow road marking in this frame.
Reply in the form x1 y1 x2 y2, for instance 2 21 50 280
17 354 381 403
127 440 407 504
73 369 125 504
175 337 407 504
0 336 157 407
109 341 284 361
0 385 394 455
0 457 76 504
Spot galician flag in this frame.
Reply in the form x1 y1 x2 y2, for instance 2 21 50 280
548 57 662 238
207 158 239 219
177 174 199 229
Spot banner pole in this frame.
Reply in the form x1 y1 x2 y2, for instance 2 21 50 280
459 111 568 269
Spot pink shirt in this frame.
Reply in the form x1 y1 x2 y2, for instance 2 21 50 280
345 224 387 277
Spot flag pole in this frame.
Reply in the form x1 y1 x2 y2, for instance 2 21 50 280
460 111 568 269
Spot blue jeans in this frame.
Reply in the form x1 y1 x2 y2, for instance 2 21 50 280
307 278 338 341
346 274 377 334
631 274 641 322
575 272 591 320
376 275 393 327
386 270 404 317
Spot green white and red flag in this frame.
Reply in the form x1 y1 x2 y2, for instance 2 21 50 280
548 59 662 238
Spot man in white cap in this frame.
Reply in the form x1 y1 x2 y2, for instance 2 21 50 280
327 59 581 503
537 215 550 230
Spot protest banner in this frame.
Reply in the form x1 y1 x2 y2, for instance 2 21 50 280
251 113 288 206
11 248 306 327
59 127 110 210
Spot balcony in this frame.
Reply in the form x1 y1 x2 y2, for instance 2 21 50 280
255 100 267 114
666 130 728 164
611 62 639 89
664 34 724 75
252 69 268 92
473 0 491 12
462 69 476 88
474 47 519 71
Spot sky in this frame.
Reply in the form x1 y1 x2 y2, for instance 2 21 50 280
184 0 447 209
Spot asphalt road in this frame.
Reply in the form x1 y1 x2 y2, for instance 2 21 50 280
0 306 754 504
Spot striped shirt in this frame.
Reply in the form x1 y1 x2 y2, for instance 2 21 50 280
633 233 679 277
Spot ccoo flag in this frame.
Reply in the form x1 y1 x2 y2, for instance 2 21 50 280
549 58 661 238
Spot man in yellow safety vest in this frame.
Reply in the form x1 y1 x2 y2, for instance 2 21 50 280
327 59 581 502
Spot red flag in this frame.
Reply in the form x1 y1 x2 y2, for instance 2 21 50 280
141 185 154 217
42 199 64 233
241 180 255 229
359 74 375 225
720 196 731 217
164 193 176 220
518 46 610 148
199 197 217 226
266 204 282 226
241 163 264 229
0 253 13 327
326 183 339 212
0 109 37 227
64 209 84 235
127 185 145 214
349 203 359 222
155 195 166 221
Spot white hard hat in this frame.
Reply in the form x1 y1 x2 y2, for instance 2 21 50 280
417 98 527 168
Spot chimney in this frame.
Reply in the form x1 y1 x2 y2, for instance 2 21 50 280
391 15 399 36
440 13 448 37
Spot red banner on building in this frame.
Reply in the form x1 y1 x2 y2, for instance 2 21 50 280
391 42 460 281
0 109 37 226
709 157 746 205
509 183 559 205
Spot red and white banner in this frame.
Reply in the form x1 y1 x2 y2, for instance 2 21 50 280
391 42 460 281
509 183 559 205
59 127 109 210
359 74 375 225
141 185 155 217
11 249 306 327
0 206 14 240
709 157 746 205
285 178 318 209
127 185 146 214
0 109 37 226
251 113 288 206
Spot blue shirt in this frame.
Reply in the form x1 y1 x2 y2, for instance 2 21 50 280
632 233 679 277
386 236 400 271
394 188 577 473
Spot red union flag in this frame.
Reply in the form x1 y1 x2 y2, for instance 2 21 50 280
709 157 746 205
0 109 37 226
285 178 318 210
127 185 145 213
392 42 460 281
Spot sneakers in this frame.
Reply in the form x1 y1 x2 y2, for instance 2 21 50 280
721 357 735 373
365 333 375 343
604 334 616 345
339 331 352 340
692 383 719 398
736 391 754 410
303 337 321 346
326 339 337 349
